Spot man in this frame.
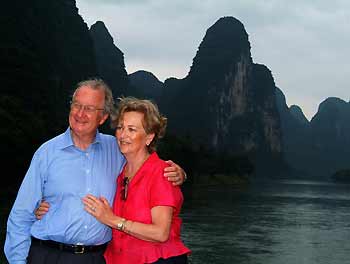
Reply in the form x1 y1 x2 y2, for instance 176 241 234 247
5 79 185 264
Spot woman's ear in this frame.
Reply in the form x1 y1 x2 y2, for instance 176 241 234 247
146 133 155 146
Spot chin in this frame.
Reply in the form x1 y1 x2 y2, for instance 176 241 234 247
119 146 128 155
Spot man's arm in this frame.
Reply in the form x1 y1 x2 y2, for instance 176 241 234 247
163 160 187 186
5 152 43 264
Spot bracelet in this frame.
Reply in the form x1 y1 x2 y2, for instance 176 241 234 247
116 218 127 231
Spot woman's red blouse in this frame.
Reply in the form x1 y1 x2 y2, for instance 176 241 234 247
104 152 190 263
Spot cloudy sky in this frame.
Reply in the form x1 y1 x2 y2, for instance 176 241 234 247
76 0 349 120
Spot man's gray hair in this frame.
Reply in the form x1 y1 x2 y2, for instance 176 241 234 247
72 78 115 114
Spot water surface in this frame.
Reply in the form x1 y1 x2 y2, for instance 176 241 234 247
181 180 350 264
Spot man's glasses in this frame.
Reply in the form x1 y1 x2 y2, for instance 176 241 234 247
70 101 104 114
121 177 129 201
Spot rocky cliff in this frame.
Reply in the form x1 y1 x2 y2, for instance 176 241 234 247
160 17 285 175
309 97 350 176
277 89 350 178
275 88 312 176
90 21 129 96
128 70 163 101
0 0 97 186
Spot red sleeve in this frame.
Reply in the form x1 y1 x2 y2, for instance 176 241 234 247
149 162 179 210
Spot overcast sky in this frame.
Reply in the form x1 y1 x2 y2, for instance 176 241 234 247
76 0 349 120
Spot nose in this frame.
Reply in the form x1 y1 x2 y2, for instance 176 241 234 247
76 105 86 116
120 127 127 137
116 127 127 139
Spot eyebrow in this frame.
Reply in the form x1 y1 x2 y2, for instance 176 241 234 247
118 124 142 129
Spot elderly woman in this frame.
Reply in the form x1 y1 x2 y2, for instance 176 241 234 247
82 97 190 264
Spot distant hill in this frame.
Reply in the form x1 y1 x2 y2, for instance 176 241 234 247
309 97 350 177
275 88 313 177
289 105 309 125
159 17 286 177
128 70 163 101
277 89 350 178
89 21 129 96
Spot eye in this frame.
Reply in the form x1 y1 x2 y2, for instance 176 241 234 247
85 106 96 112
71 102 81 110
116 125 123 130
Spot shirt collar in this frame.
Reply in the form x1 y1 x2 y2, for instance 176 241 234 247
59 127 101 150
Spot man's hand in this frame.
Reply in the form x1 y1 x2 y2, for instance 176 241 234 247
164 160 187 186
34 201 50 220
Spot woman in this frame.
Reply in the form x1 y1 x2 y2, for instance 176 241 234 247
82 97 190 263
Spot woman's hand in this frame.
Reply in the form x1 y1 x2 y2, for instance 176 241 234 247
82 194 122 227
34 200 50 220
164 160 187 186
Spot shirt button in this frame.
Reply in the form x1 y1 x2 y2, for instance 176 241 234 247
84 225 88 229
86 169 90 174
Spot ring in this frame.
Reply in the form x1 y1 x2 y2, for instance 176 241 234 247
91 206 96 212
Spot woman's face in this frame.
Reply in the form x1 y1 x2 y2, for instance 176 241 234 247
115 111 154 157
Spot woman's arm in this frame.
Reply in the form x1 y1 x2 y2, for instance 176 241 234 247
82 195 173 243
123 206 173 242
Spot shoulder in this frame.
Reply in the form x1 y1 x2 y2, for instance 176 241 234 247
97 132 118 150
143 153 169 183
97 133 124 163
27 131 66 167
147 152 168 171
98 132 116 144
35 132 65 154
98 132 116 141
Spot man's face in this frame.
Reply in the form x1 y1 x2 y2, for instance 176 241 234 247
69 86 108 140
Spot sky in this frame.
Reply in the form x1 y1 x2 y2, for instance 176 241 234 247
76 0 349 120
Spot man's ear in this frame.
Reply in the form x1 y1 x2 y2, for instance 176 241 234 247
99 114 109 125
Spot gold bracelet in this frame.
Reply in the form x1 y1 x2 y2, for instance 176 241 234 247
116 218 127 231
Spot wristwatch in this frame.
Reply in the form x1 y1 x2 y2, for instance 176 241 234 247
116 218 127 231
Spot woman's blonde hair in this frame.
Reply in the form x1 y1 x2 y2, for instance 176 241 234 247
112 97 167 153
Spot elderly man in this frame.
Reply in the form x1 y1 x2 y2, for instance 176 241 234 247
5 79 185 264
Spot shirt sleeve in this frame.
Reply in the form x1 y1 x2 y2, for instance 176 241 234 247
149 163 179 210
4 150 45 263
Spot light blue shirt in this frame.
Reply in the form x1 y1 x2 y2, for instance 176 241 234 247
4 128 125 264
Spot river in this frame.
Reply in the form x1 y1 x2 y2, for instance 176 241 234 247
181 180 350 264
